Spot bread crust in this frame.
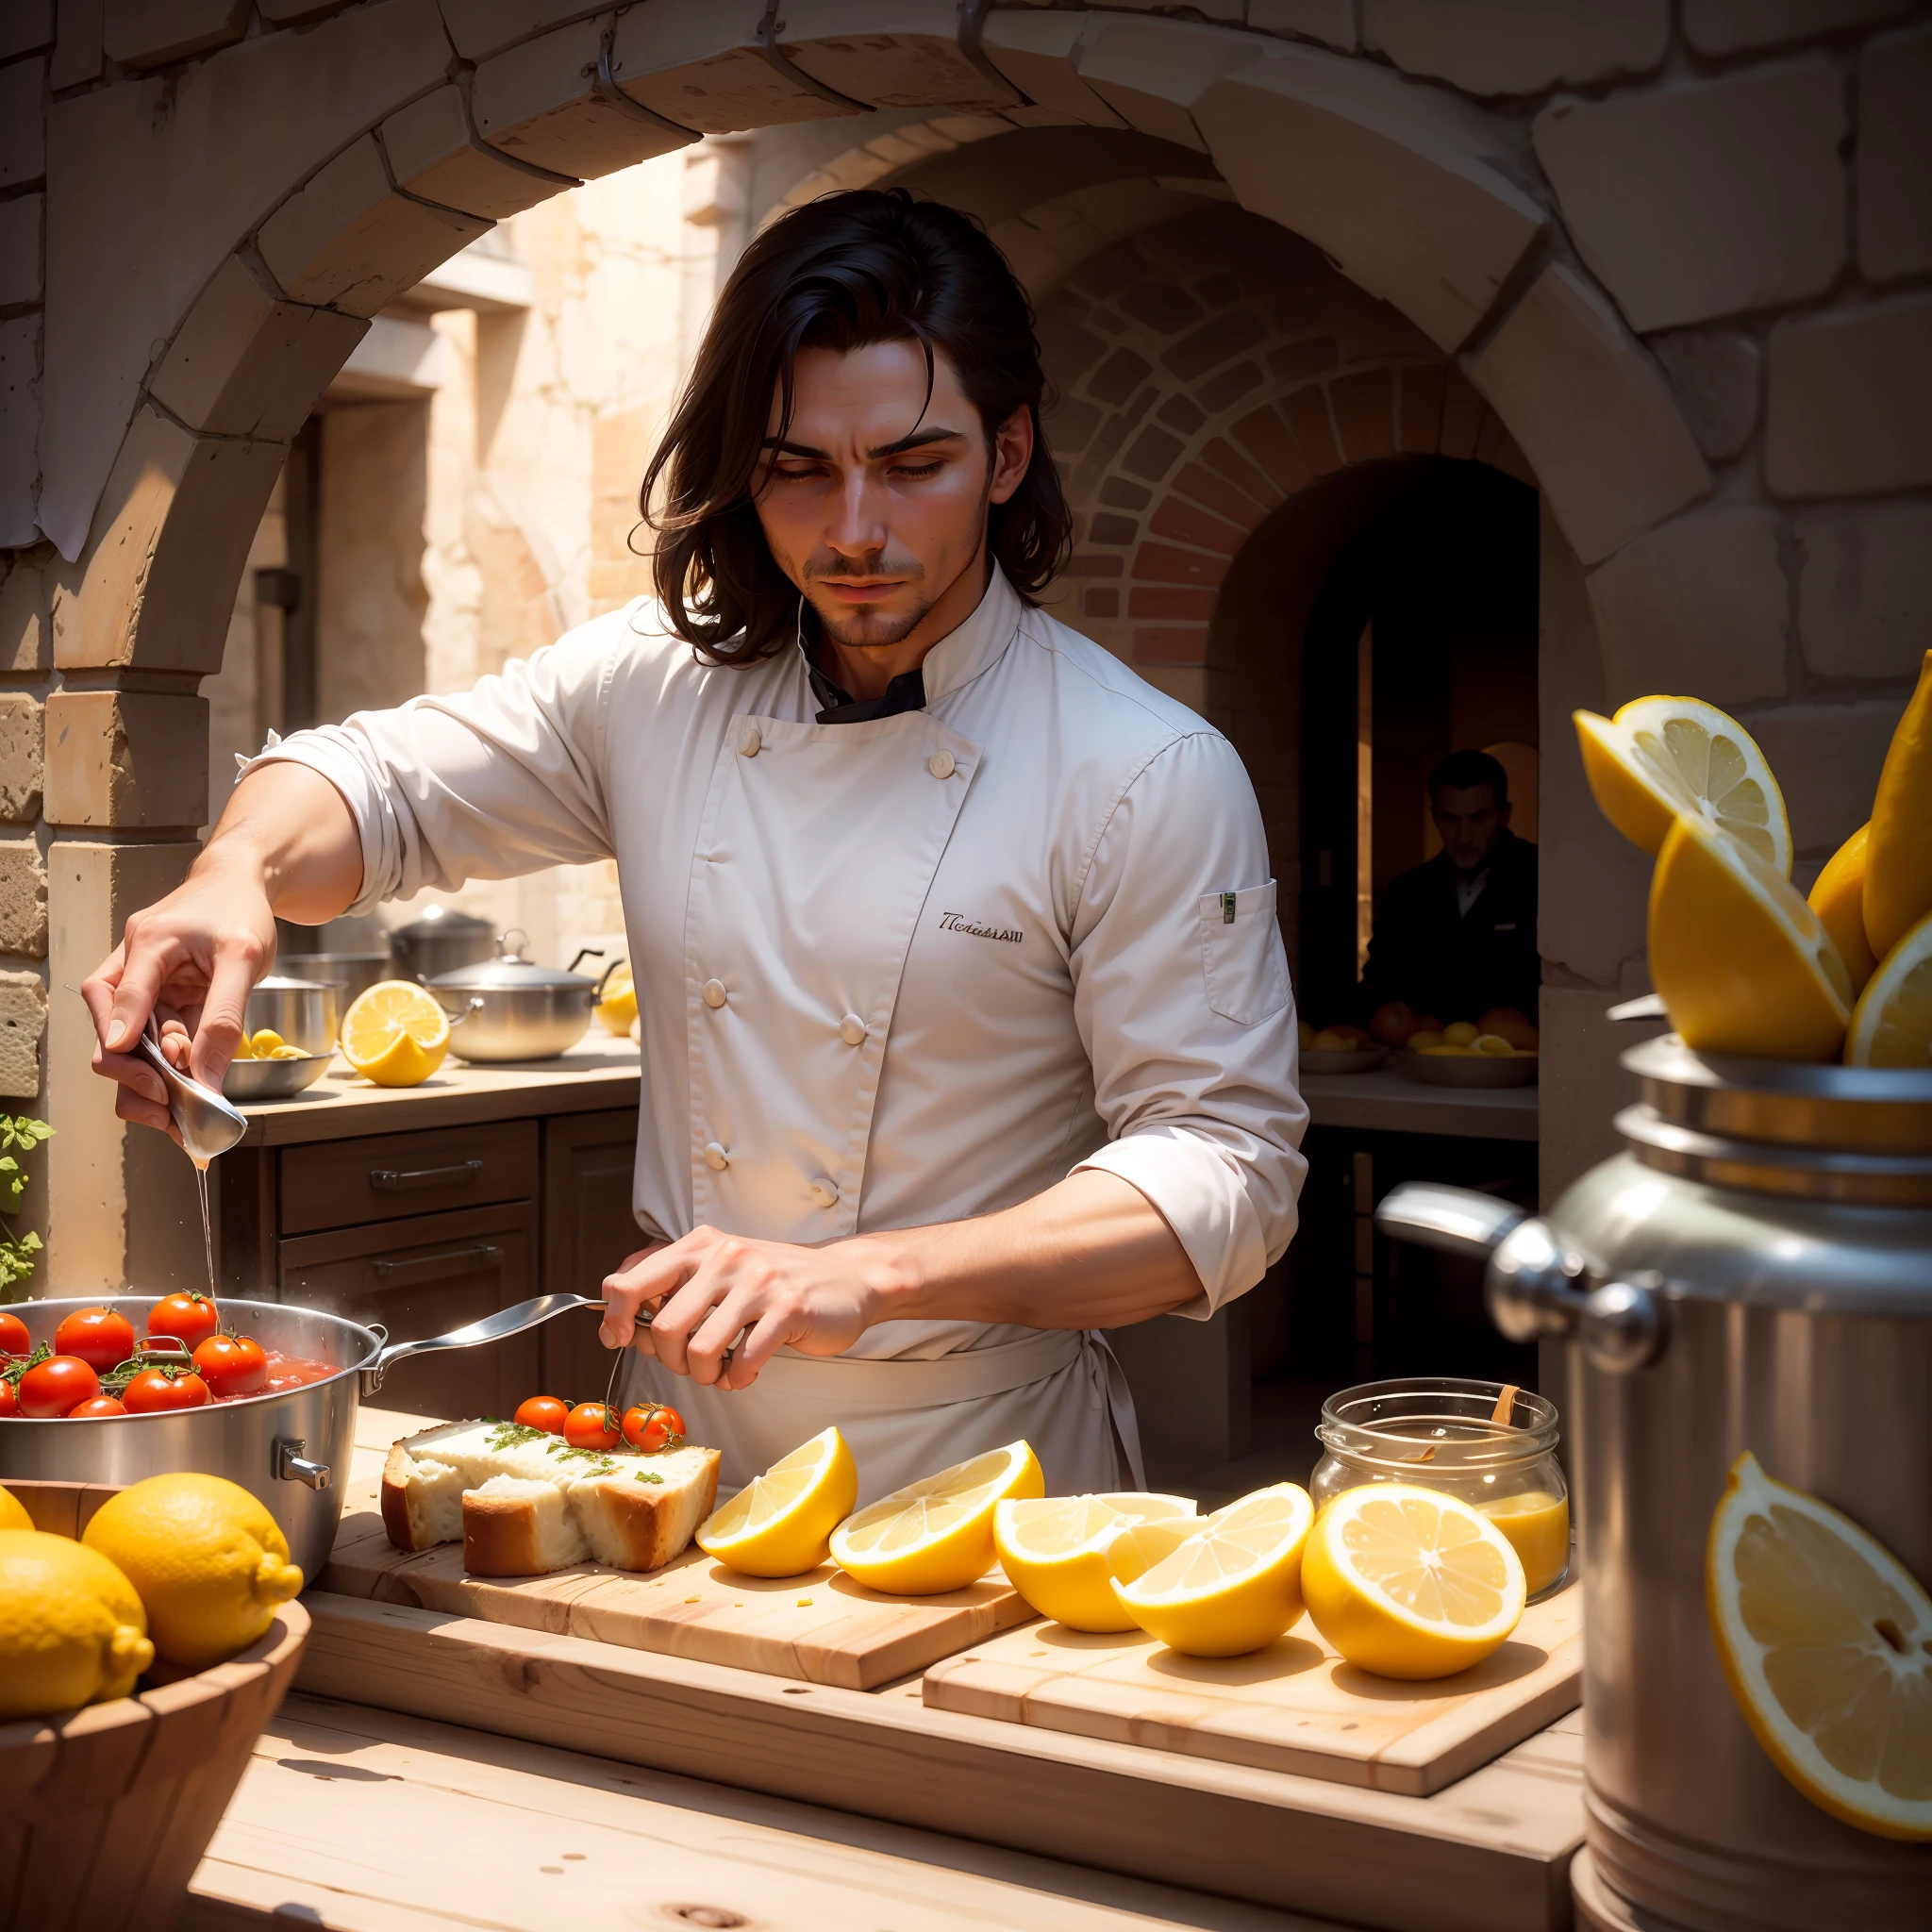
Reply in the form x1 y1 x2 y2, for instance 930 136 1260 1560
461 1491 545 1577
381 1442 421 1553
584 1450 720 1570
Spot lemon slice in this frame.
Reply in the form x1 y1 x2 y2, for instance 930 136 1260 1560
1574 697 1791 875
1302 1484 1525 1679
1110 1483 1314 1657
1808 824 1880 997
697 1427 858 1578
341 980 451 1088
994 1492 1198 1632
1843 910 1932 1069
1867 650 1932 959
830 1441 1041 1595
1650 814 1852 1061
1707 1452 1932 1841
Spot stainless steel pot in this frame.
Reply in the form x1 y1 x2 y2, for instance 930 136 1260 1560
427 931 612 1063
388 907 496 984
243 975 338 1056
1379 1035 1932 1932
300 951 391 1018
0 1291 603 1584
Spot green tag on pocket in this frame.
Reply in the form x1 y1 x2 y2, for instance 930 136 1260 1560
1221 892 1237 924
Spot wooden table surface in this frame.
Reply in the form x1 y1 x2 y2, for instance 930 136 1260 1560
234 1037 642 1146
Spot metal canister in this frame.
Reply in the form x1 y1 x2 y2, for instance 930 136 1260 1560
1379 1036 1932 1931
387 906 495 983
243 974 339 1056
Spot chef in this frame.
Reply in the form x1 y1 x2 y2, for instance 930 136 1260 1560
85 189 1308 1503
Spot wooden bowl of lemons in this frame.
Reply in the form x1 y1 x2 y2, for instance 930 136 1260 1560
1400 1017 1541 1087
0 1477 309 1932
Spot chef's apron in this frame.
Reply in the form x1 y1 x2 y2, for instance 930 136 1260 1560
617 705 1146 1505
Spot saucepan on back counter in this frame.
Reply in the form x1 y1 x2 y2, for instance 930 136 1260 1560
0 1291 604 1582
425 930 625 1062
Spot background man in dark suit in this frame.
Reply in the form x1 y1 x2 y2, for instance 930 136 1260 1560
1358 748 1540 1028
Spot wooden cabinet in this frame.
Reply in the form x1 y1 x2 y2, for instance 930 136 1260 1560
539 1109 643 1402
279 1122 538 1234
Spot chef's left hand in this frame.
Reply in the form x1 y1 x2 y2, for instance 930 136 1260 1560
598 1224 888 1391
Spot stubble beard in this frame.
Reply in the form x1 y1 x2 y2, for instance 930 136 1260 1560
809 586 936 653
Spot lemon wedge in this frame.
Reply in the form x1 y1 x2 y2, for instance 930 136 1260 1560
830 1441 1041 1595
1109 1483 1313 1657
1707 1452 1932 1842
1574 696 1791 875
1649 814 1852 1061
341 980 451 1088
1866 650 1932 960
1843 909 1932 1069
1809 824 1880 997
994 1492 1198 1631
697 1427 858 1578
1302 1484 1525 1679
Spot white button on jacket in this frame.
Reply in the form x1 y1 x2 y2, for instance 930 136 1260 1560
258 568 1307 1502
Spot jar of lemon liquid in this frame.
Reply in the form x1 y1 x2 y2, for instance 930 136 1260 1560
1309 1377 1570 1598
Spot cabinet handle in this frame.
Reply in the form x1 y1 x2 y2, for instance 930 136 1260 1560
368 1241 503 1287
369 1159 484 1191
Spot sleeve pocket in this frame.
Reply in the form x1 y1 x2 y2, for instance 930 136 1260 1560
1199 880 1291 1025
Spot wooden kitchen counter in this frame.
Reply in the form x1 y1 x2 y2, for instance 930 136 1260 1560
233 1036 642 1147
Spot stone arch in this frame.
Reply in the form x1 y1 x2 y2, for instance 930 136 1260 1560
26 1 1724 1286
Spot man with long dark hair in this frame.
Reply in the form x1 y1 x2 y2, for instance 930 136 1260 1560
85 191 1307 1499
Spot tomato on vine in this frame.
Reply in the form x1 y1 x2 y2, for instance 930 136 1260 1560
146 1291 220 1352
54 1307 138 1375
621 1402 685 1453
121 1366 211 1413
562 1401 622 1451
18 1354 101 1418
192 1333 268 1400
513 1395 570 1435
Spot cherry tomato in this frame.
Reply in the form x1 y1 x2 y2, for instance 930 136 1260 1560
121 1367 211 1413
0 1310 28 1357
147 1291 220 1351
0 1376 15 1416
562 1401 621 1451
70 1394 128 1419
513 1395 570 1435
18 1355 102 1418
621 1402 686 1453
54 1307 138 1375
192 1332 267 1400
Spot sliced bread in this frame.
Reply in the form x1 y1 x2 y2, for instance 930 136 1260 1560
382 1417 721 1578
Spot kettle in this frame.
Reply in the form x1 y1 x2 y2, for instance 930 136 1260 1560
1378 1034 1932 1932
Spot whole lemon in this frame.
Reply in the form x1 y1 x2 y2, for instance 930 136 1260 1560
595 961 638 1036
82 1474 303 1670
0 1486 33 1533
0 1529 154 1719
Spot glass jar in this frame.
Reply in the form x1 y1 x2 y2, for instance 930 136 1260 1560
1310 1376 1571 1599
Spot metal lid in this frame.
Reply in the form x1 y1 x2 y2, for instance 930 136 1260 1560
390 906 494 941
1617 1106 1932 1208
426 929 600 991
1623 1034 1932 1158
252 974 336 993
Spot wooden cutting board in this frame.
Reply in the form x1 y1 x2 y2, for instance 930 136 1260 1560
320 1496 1032 1691
922 1581 1582 1795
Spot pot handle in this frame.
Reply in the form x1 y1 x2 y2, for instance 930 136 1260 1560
359 1291 606 1394
1374 1182 1664 1374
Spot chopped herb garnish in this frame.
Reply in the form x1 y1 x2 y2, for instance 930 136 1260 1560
634 1470 663 1485
486 1421 551 1450
546 1441 619 1471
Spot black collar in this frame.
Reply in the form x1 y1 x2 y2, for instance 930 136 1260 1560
796 606 928 724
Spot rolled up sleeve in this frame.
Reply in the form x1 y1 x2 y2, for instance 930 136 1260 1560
241 624 622 915
1067 731 1307 1317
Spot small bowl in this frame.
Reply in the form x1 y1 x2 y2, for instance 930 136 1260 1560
1400 1050 1540 1088
223 1052 336 1102
1300 1045 1390 1075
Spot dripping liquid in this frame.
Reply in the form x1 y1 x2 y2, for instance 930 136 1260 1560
192 1154 215 1297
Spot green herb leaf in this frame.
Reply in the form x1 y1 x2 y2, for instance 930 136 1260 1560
485 1421 550 1451
634 1470 663 1485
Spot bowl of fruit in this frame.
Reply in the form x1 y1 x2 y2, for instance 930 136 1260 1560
1392 1008 1541 1087
1297 1021 1390 1074
0 1473 309 1932
222 1024 335 1102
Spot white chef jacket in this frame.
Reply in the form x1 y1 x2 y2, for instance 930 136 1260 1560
255 567 1307 1503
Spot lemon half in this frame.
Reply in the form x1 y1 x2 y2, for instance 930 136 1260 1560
697 1426 858 1578
1707 1452 1932 1842
1865 650 1932 960
1649 814 1852 1061
341 980 451 1088
1575 697 1791 875
1844 910 1932 1069
994 1492 1198 1631
830 1441 1041 1595
1302 1485 1525 1679
1109 1483 1314 1657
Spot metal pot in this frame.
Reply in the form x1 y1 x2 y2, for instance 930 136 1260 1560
1378 1034 1932 1932
388 907 496 984
300 951 391 1017
243 974 338 1056
0 1291 603 1583
427 930 612 1063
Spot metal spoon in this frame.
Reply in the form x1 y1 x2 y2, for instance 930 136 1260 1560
133 1016 249 1163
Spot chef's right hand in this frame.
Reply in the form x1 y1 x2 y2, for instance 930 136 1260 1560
81 852 277 1135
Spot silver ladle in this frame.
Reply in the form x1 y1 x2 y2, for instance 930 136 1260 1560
132 1015 249 1163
